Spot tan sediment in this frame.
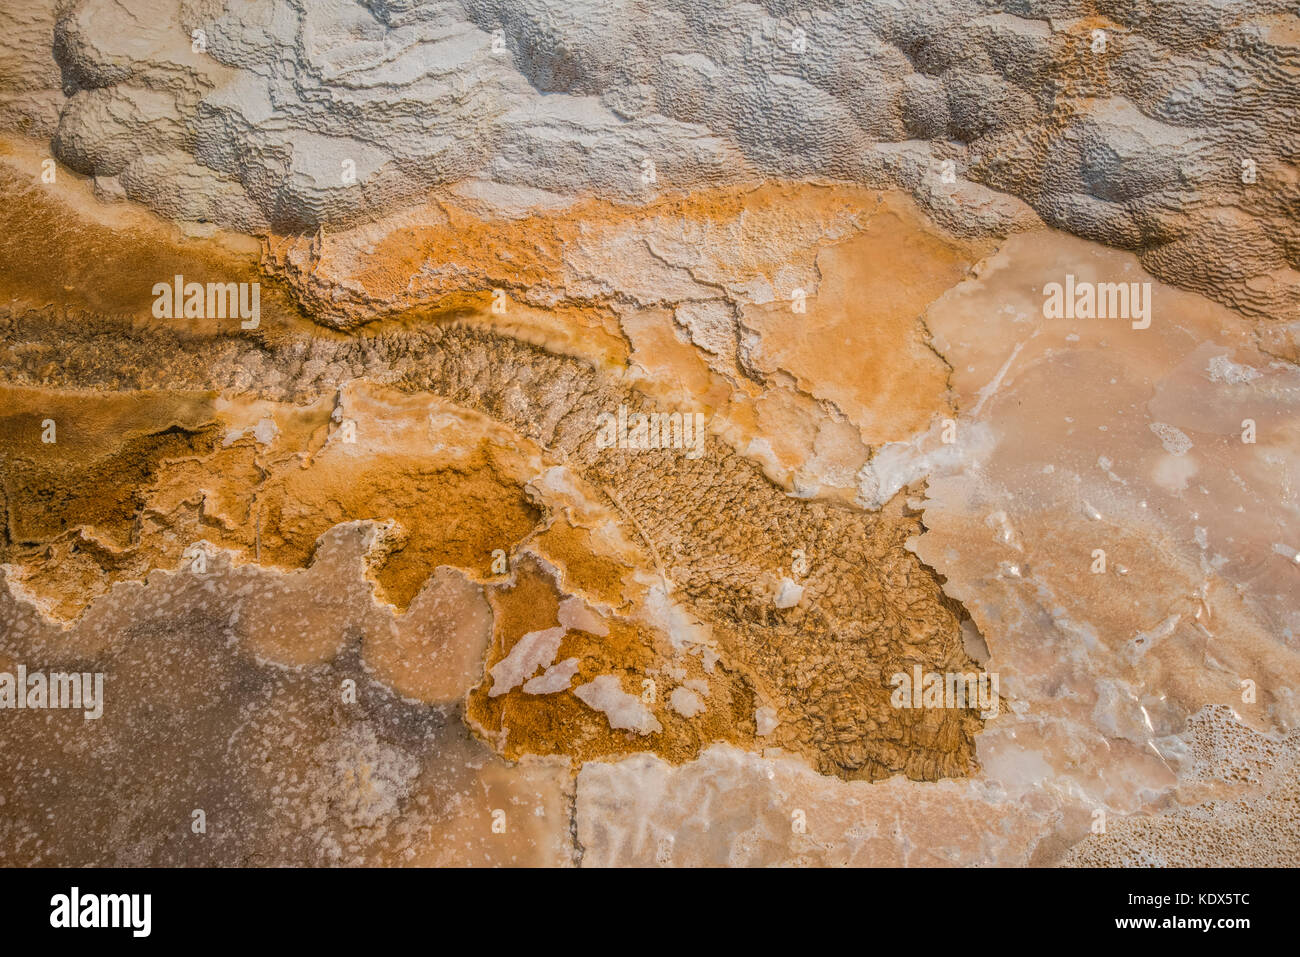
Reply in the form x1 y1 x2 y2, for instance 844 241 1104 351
263 182 993 502
529 518 643 612
738 198 971 446
0 165 991 788
0 383 543 624
0 10 1293 865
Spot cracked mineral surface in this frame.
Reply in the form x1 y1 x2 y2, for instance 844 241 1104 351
0 0 1297 870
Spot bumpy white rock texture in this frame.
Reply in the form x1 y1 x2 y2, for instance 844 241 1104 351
1 0 1297 317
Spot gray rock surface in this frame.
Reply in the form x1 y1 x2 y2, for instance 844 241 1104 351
2 0 1297 317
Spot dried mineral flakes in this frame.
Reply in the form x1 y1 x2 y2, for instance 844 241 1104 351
773 578 804 610
490 628 568 698
573 675 663 735
666 687 704 720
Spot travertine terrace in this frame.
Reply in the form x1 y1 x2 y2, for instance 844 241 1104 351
0 0 1297 868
